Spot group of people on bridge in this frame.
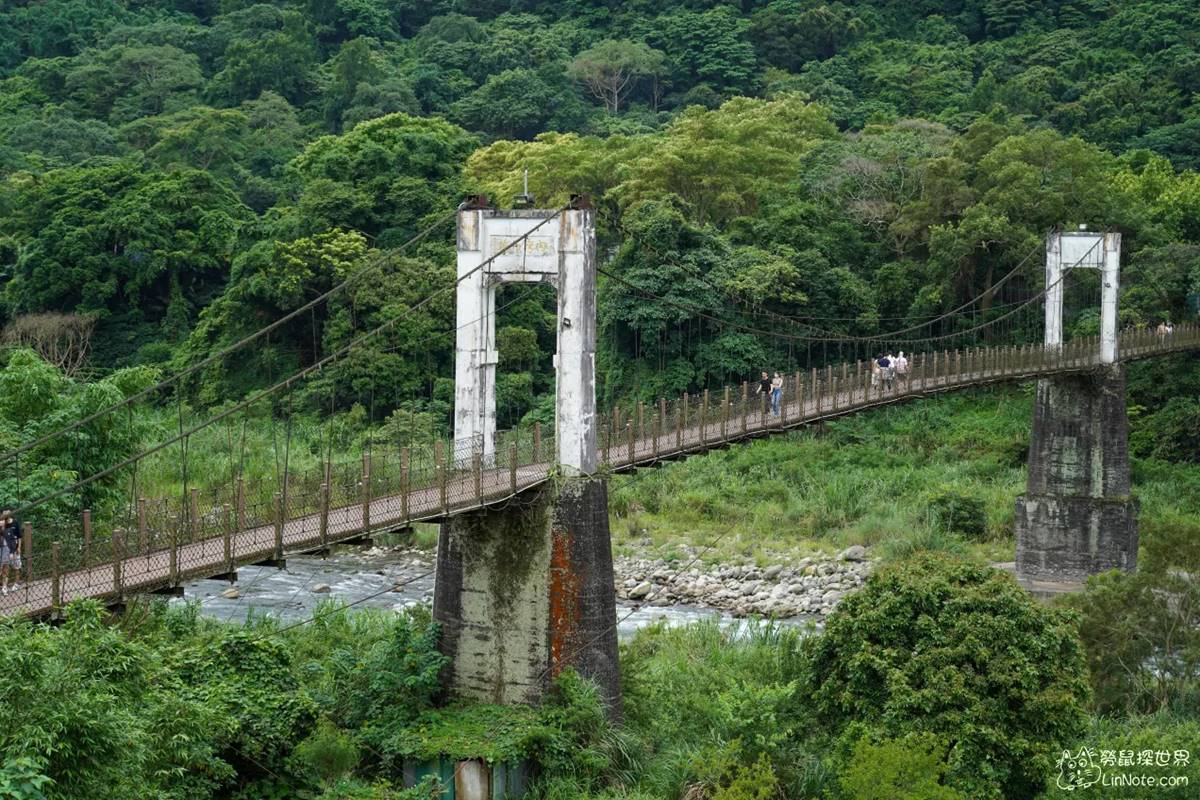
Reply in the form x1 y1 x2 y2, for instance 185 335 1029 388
753 351 911 417
871 352 909 392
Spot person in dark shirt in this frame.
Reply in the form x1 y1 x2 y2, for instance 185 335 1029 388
0 511 21 595
755 371 772 416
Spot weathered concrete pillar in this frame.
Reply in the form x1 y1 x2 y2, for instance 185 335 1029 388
433 476 620 711
1015 365 1138 582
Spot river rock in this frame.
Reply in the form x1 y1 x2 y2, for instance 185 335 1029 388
838 545 867 562
220 587 239 599
763 564 784 580
628 581 653 600
312 583 332 593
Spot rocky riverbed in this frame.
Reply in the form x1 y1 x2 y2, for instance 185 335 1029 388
183 541 873 629
614 544 872 618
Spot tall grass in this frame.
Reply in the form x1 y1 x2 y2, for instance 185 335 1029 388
610 386 1200 565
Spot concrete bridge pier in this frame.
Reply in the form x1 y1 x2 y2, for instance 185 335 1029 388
432 476 620 709
1015 365 1138 583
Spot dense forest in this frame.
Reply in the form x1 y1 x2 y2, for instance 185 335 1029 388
2 0 1199 408
2 0 1200 516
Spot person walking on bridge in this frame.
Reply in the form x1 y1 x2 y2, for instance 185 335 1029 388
755 371 772 417
1 511 21 595
877 353 893 392
894 351 908 387
771 372 784 416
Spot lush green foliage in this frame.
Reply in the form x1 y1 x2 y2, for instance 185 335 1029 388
1067 513 1200 715
2 0 1199 418
801 554 1091 799
0 599 446 800
0 559 1193 800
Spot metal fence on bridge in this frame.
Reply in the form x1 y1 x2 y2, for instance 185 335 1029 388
4 324 1197 617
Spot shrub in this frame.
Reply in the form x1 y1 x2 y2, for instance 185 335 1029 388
800 554 1090 800
922 485 987 540
875 526 968 562
837 732 964 800
1066 515 1200 714
291 719 359 786
0 757 53 800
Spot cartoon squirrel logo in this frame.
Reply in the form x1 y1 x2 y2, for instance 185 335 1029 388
1056 747 1102 791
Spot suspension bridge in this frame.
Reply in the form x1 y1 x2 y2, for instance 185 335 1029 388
1 200 1196 710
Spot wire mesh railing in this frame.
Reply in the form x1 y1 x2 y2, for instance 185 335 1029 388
4 323 1198 617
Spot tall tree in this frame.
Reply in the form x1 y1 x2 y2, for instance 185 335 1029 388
568 39 665 113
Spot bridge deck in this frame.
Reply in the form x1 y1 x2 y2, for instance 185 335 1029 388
3 328 1195 617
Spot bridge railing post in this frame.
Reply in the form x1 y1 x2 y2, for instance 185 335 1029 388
533 422 542 463
472 452 482 504
318 482 330 550
603 409 611 464
235 479 244 534
435 442 447 515
701 389 710 444
189 488 200 544
722 387 730 440
740 382 748 433
509 442 517 493
400 447 410 521
637 402 645 447
81 509 92 570
223 503 234 575
169 518 178 586
111 531 122 598
831 375 839 412
273 492 284 562
137 498 147 554
361 454 372 533
626 422 634 463
655 399 664 456
51 541 61 613
680 392 688 447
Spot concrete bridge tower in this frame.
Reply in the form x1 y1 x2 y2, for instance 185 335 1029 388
1015 229 1138 584
433 197 620 710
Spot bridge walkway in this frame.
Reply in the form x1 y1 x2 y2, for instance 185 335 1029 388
3 326 1195 617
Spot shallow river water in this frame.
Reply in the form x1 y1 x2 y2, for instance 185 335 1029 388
175 545 754 639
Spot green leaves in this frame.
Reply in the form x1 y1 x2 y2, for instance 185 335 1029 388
802 554 1091 799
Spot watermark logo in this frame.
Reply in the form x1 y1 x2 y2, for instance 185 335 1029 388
1054 746 1190 791
1057 747 1102 791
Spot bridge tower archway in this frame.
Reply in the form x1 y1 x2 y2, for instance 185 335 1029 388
438 196 619 711
453 197 597 474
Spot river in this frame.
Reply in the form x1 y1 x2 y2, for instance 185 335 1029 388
175 544 754 639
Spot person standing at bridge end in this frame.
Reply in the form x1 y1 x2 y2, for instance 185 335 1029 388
0 511 21 595
771 372 783 416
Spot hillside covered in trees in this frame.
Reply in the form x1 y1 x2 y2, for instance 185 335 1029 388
2 0 1199 409
0 0 1197 515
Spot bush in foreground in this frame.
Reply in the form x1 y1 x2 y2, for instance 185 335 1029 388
801 554 1091 800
